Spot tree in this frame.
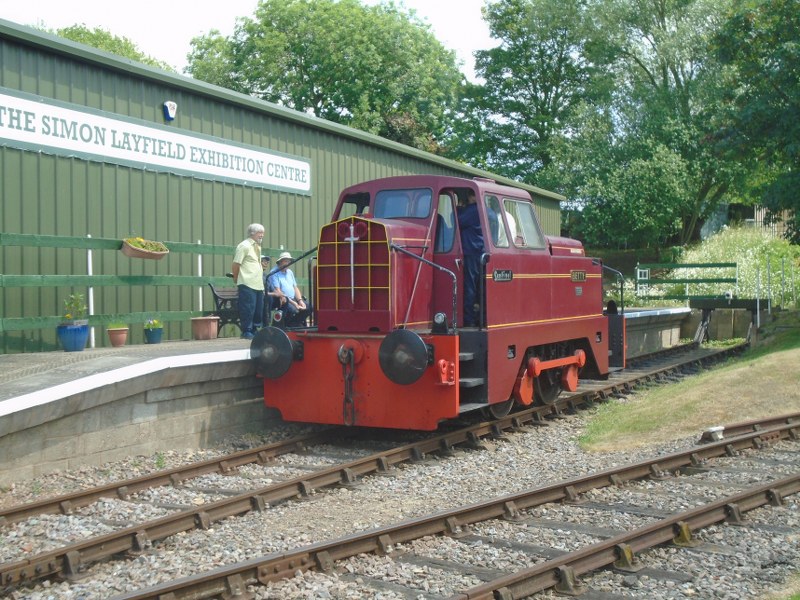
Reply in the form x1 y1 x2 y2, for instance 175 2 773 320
54 25 175 72
186 0 463 153
446 0 597 188
575 143 692 248
577 0 743 246
540 0 747 245
715 0 800 242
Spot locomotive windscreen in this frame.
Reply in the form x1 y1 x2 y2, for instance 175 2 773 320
373 189 432 219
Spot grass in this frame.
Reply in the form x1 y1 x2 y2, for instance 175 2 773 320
154 452 167 470
579 309 800 452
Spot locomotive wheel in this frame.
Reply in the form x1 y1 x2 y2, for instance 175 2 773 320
534 372 562 405
485 399 514 419
532 342 570 405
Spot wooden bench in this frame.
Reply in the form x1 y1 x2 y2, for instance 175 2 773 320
208 284 241 333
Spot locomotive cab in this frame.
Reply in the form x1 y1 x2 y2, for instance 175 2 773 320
252 175 624 430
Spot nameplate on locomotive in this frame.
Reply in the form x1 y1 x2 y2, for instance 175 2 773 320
570 270 587 282
492 269 513 282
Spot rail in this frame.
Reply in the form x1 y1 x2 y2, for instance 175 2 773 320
108 418 798 600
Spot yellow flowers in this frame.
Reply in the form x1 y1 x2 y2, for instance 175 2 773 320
63 293 87 321
144 318 163 330
124 237 169 252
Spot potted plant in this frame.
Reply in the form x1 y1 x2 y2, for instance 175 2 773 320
106 319 129 347
56 293 90 352
120 236 169 260
143 318 164 344
191 315 220 340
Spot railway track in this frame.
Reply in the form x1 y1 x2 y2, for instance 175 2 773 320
0 341 758 594
113 417 800 599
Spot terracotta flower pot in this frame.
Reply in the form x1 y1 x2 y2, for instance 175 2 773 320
107 327 129 347
191 316 219 340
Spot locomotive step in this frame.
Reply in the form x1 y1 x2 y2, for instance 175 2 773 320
458 402 487 413
459 352 475 362
459 377 485 388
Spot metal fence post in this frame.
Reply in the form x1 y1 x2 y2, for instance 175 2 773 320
781 257 785 308
197 240 203 312
87 234 95 348
756 270 761 328
767 259 772 314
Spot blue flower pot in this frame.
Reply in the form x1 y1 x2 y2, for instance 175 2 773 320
144 328 163 344
56 323 90 352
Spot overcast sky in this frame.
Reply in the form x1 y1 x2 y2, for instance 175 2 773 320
1 0 494 80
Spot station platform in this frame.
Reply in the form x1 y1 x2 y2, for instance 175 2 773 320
0 307 722 485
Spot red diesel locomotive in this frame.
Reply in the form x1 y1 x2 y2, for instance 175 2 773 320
251 175 626 430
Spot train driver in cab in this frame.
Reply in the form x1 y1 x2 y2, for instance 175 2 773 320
457 190 484 327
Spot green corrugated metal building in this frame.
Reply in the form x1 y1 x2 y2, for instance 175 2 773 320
0 19 564 352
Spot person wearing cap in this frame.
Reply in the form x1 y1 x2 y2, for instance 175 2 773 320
231 223 265 339
267 251 309 327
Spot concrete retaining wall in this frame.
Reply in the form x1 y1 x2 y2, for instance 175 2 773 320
0 359 274 484
679 308 762 340
624 308 690 358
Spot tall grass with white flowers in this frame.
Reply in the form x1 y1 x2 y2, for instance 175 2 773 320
611 227 800 308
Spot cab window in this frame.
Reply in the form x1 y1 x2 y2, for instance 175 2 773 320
337 192 370 219
374 188 432 219
434 192 456 253
509 199 545 248
484 194 508 247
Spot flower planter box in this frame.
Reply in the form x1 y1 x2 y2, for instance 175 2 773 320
191 316 219 340
121 239 169 260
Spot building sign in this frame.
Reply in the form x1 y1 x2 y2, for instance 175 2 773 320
0 88 311 194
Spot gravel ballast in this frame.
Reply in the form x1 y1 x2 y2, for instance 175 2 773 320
1 414 798 600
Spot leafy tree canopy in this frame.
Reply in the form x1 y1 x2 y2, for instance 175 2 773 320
186 0 463 153
54 25 175 72
446 0 597 189
568 0 741 246
451 0 758 247
715 0 800 242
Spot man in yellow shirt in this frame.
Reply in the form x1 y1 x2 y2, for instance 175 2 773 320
231 223 265 339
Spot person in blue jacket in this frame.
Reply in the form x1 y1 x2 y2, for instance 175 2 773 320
457 190 484 327
267 251 310 327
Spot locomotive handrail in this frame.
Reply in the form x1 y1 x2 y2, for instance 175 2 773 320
480 252 490 329
277 246 318 270
390 242 458 333
600 262 625 314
